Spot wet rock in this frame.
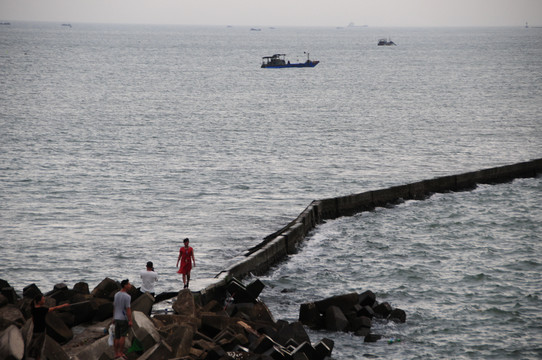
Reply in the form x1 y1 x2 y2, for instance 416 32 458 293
389 308 407 323
364 333 382 343
315 292 359 313
325 305 349 332
299 302 322 329
132 310 161 352
358 290 376 307
373 302 393 318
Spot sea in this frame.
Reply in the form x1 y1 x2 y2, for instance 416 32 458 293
1 22 541 359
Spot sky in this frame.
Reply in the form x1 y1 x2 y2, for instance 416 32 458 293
1 0 541 27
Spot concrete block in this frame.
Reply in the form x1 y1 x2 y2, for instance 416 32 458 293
0 324 24 360
325 306 348 332
315 292 359 313
46 311 73 344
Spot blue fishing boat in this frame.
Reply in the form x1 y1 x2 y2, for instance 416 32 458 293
261 53 319 68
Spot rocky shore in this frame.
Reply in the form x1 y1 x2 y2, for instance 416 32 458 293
0 277 336 360
1 276 406 360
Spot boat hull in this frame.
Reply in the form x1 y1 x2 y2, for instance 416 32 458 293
262 61 319 69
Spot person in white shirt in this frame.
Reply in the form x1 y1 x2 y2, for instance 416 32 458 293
140 261 158 297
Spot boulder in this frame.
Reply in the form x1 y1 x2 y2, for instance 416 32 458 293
364 333 382 343
137 341 173 360
250 301 275 323
131 292 154 316
358 290 376 307
357 305 375 319
163 324 193 357
22 284 42 300
44 334 70 360
90 278 119 300
0 304 25 330
69 334 110 360
1 288 18 305
0 324 24 360
373 302 392 318
45 311 73 344
298 302 322 329
73 282 90 295
90 298 113 321
132 310 161 352
172 289 197 317
324 306 349 332
389 308 407 323
246 279 265 299
275 321 310 347
315 292 359 313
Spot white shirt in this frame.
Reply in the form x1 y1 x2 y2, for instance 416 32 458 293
140 269 158 293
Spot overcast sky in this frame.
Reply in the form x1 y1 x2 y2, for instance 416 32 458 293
1 0 541 27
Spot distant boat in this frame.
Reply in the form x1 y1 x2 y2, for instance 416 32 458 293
261 53 319 69
61 23 72 28
378 37 396 46
250 28 261 31
0 22 11 25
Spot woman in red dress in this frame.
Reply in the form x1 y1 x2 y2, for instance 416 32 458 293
176 238 196 288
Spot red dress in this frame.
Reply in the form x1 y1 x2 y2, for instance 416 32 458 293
177 246 193 274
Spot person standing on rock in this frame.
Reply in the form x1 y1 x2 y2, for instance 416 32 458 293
113 279 132 360
176 237 196 288
28 294 70 360
140 261 158 297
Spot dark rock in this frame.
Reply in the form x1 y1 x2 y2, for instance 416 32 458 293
358 290 376 307
200 313 232 338
22 283 41 300
250 301 275 324
354 327 370 337
45 311 73 344
90 298 113 321
90 278 119 300
72 282 90 295
250 334 277 354
373 302 393 318
246 279 265 299
291 341 316 359
313 339 334 360
298 302 322 329
153 291 178 304
44 334 70 360
315 292 359 313
0 295 8 308
131 292 154 316
227 279 256 304
0 280 10 290
324 305 349 332
138 340 173 360
364 333 382 343
275 321 310 347
348 315 371 332
357 305 375 319
389 308 407 323
1 288 18 305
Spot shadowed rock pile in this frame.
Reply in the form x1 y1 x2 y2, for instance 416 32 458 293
299 290 406 343
0 277 334 360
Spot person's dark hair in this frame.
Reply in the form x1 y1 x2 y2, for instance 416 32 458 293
120 279 129 287
146 261 153 268
183 238 189 243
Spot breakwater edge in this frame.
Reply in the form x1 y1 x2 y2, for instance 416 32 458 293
1 159 540 359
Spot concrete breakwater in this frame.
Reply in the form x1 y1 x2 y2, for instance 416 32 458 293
201 158 542 301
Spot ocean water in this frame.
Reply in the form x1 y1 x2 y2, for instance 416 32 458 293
1 23 541 358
